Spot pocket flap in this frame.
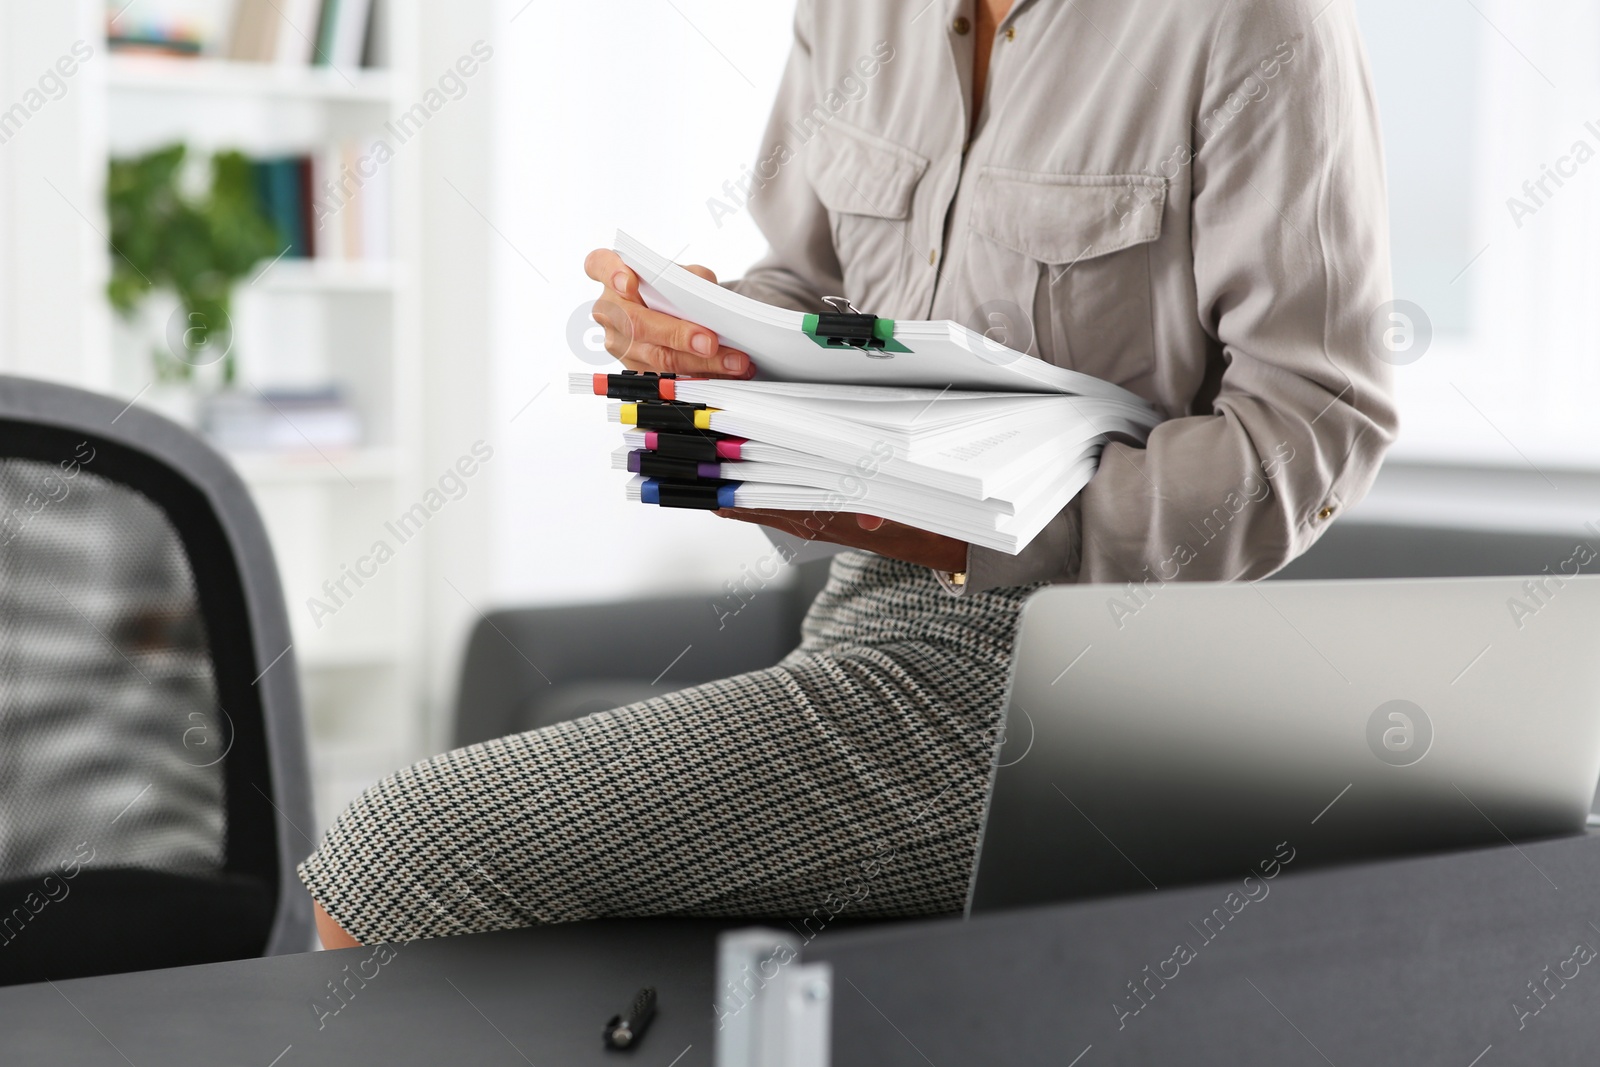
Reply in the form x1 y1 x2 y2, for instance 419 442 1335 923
805 121 929 220
970 168 1167 263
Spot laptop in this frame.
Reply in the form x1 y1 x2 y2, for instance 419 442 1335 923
967 575 1600 914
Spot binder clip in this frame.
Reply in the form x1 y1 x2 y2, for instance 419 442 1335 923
803 297 906 357
623 401 713 431
639 478 739 509
594 370 676 401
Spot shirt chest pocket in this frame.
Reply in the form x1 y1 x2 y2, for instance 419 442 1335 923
968 168 1166 390
804 120 929 315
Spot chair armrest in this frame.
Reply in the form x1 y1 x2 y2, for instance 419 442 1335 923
452 587 797 747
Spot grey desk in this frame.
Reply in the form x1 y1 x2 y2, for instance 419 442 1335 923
815 831 1600 1065
5 833 1600 1065
0 919 734 1066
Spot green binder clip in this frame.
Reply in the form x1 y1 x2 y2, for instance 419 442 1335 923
802 297 908 356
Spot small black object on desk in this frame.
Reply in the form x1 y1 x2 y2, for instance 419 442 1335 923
604 986 656 1050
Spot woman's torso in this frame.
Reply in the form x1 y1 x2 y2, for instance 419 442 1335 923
793 0 1295 418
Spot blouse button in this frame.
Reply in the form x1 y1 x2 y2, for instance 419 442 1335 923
1318 505 1336 521
953 16 971 35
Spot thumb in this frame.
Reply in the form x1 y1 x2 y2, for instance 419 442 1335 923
683 264 719 284
856 515 885 532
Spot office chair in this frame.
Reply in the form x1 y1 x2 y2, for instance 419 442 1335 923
1274 520 1595 580
453 558 833 747
0 376 314 986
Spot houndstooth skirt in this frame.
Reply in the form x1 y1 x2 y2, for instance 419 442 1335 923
298 551 1041 944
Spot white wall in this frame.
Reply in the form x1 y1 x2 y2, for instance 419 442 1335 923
0 0 109 387
414 0 499 743
1354 0 1600 468
486 0 795 607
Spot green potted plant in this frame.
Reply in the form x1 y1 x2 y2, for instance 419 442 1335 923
106 144 283 407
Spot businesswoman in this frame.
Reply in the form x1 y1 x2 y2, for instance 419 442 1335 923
302 0 1396 946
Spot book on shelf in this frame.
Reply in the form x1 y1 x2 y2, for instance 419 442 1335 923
251 156 312 257
106 0 218 56
274 0 322 64
249 140 390 263
224 0 278 62
360 0 389 68
314 0 374 70
225 0 382 67
107 28 204 56
569 232 1163 556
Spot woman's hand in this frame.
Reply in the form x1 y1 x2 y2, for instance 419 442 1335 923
715 508 969 571
583 248 752 378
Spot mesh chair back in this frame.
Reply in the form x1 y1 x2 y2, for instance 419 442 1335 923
0 377 312 985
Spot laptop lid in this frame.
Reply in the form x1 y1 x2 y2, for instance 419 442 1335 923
968 575 1600 914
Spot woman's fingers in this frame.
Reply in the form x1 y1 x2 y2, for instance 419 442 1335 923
593 300 748 375
584 249 749 377
614 340 748 375
582 247 628 287
584 250 718 296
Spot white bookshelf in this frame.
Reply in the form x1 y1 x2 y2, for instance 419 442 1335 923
91 8 427 830
252 257 398 292
106 53 393 101
225 445 400 483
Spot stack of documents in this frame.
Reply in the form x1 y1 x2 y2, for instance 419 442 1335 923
570 232 1163 555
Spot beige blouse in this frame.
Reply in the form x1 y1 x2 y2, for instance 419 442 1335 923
726 0 1398 591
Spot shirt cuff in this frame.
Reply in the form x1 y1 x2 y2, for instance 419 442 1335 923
963 500 1083 593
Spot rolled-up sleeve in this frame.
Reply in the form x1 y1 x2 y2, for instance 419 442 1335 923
967 0 1398 591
